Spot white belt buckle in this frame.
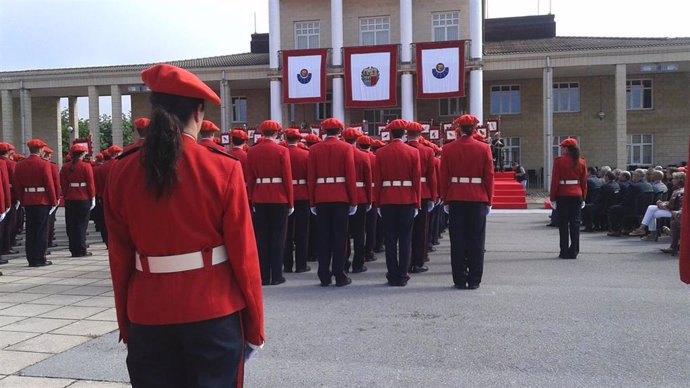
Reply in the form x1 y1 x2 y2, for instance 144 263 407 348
402 181 412 187
272 178 282 183
392 180 402 187
451 177 458 183
335 177 346 183
326 177 335 183
420 177 427 183
382 181 391 187
356 182 364 188
136 246 228 274
459 177 470 183
316 178 325 184
261 178 271 184
471 178 482 184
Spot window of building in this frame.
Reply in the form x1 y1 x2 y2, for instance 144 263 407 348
295 21 320 49
360 17 390 46
553 82 580 113
626 79 653 110
502 137 521 167
432 11 460 42
315 93 332 121
553 135 580 158
627 134 653 166
363 108 400 135
232 97 247 123
490 85 520 115
439 98 462 116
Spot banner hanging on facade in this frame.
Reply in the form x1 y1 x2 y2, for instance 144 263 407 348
282 49 328 104
344 45 398 108
415 41 466 99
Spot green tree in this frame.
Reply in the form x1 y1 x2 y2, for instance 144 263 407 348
61 109 134 155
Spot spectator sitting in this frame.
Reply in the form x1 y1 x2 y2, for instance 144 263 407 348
663 167 678 195
598 166 612 179
617 170 632 200
582 171 620 232
630 171 685 239
660 208 682 255
511 161 527 190
648 169 668 201
607 169 653 236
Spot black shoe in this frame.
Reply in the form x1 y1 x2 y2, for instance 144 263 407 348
432 241 440 246
270 277 286 286
335 277 352 287
428 246 436 252
42 261 53 266
467 283 480 289
365 255 377 262
45 251 51 256
374 247 384 253
546 223 557 227
284 268 294 273
388 280 407 287
559 253 576 259
454 283 467 289
410 265 429 273
320 281 331 287
72 252 93 258
49 243 58 248
0 258 7 265
581 228 593 233
295 266 311 273
3 249 18 255
261 280 270 286
352 266 367 274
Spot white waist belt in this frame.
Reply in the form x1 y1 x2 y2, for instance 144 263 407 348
420 177 427 183
382 180 413 187
559 180 579 185
69 182 87 188
292 179 307 185
451 177 482 184
356 182 365 188
316 177 346 184
135 246 228 274
24 187 46 193
256 177 283 184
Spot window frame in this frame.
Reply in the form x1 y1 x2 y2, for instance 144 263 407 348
315 93 333 121
626 79 653 111
231 96 247 123
438 97 463 117
627 133 654 166
359 16 391 46
552 82 580 113
294 20 321 49
432 11 460 42
501 137 521 168
490 85 521 115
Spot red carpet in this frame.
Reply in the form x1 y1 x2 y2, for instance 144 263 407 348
492 172 528 209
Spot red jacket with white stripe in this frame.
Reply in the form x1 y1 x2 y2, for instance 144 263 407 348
246 140 293 207
440 135 494 204
373 139 421 207
307 136 357 207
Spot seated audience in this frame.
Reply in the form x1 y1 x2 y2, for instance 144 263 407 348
630 172 684 240
607 169 653 236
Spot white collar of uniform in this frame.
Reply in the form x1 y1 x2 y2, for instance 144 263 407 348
232 146 243 149
391 138 403 143
183 133 197 141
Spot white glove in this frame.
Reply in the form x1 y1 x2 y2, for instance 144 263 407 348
49 206 58 215
443 205 449 214
377 208 382 218
252 206 256 213
0 211 5 223
14 201 20 210
310 207 317 216
90 198 96 210
486 205 492 216
288 208 294 216
366 204 372 212
413 208 419 218
348 206 358 216
550 201 557 210
427 201 434 213
580 201 586 209
245 342 263 362
435 198 442 206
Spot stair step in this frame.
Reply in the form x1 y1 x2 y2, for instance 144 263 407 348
493 203 528 209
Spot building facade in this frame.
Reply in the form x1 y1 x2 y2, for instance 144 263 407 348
1 0 689 188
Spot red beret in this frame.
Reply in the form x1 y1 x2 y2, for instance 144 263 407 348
342 128 362 141
356 136 373 146
559 138 578 148
108 145 123 154
27 139 47 148
385 119 408 131
405 122 424 133
70 144 88 153
373 140 386 148
64 154 72 162
0 143 9 153
305 134 321 144
472 132 486 142
200 120 220 133
43 147 54 154
134 118 150 129
231 129 249 141
453 114 480 126
141 64 221 105
321 118 345 130
95 153 104 160
258 120 282 133
297 142 308 150
284 128 303 139
13 153 25 161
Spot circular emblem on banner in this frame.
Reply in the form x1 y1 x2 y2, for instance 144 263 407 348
360 66 380 87
432 63 450 79
297 68 312 84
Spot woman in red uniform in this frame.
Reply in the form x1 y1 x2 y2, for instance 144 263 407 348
550 138 588 259
105 64 264 387
59 144 95 257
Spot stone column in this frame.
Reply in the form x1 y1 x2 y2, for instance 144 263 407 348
400 0 413 121
543 58 554 190
269 0 283 124
111 85 123 147
19 89 32 153
220 78 231 131
331 0 345 122
614 64 628 169
88 86 100 153
469 0 483 122
1 90 14 144
68 96 79 142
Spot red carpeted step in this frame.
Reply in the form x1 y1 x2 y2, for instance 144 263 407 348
492 202 528 209
494 189 526 196
491 171 528 210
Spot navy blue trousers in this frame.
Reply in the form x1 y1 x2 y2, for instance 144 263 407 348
556 196 582 257
381 204 415 284
284 200 310 272
448 202 487 286
253 204 288 284
316 203 350 284
24 205 50 266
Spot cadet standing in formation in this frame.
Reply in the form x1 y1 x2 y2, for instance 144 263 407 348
43 147 60 250
199 120 226 152
229 129 249 181
0 143 18 259
60 144 95 257
357 135 379 263
283 128 311 273
440 115 494 289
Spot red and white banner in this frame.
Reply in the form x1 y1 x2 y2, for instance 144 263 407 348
282 49 327 104
344 45 398 108
416 41 466 99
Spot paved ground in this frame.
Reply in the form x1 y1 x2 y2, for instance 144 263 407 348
0 209 688 387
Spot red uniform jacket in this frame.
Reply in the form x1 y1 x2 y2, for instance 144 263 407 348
307 136 357 207
364 151 377 203
1 157 17 201
440 135 494 204
94 159 115 198
104 135 264 345
353 147 372 205
0 159 10 209
374 139 421 208
246 140 293 207
199 138 227 153
408 141 437 201
680 139 690 283
49 161 60 203
60 160 96 201
434 157 441 199
229 146 249 183
14 155 56 206
123 138 144 154
549 156 588 202
287 145 310 202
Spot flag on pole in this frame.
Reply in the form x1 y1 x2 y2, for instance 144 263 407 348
344 45 398 108
282 49 327 103
415 41 466 99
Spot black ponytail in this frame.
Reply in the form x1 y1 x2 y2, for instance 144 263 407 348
566 145 580 168
143 92 204 198
460 125 474 136
69 151 82 172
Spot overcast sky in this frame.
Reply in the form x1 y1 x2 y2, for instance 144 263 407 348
1 0 688 116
